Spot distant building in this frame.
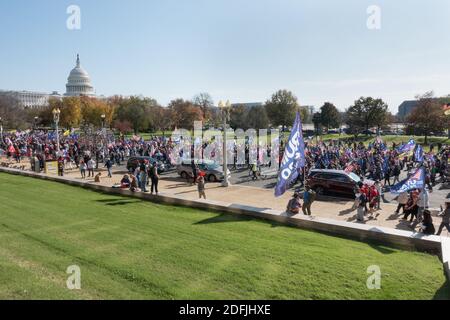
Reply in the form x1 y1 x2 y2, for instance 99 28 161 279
302 105 315 116
231 102 263 110
0 90 61 109
397 97 450 120
397 100 419 120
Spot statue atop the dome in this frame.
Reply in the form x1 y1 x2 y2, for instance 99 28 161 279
76 54 80 67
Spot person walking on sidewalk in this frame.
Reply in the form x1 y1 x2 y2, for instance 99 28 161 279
87 158 95 177
351 182 363 211
392 164 401 184
417 186 431 223
403 190 419 222
139 161 148 192
357 192 368 222
150 163 160 195
436 200 450 236
104 158 113 178
57 157 64 177
375 180 382 210
302 186 316 216
395 191 408 214
197 175 206 199
79 160 87 179
420 210 435 235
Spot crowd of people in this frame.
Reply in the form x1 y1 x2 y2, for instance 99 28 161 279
1 128 449 235
0 129 176 171
285 138 449 235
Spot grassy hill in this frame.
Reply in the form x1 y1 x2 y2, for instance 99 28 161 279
0 173 448 300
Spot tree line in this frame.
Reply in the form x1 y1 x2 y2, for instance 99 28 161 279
0 90 448 143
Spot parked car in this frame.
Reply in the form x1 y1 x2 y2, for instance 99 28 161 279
177 160 230 182
126 156 166 173
361 130 376 135
306 169 372 198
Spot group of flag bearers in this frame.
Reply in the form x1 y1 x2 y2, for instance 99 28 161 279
276 112 449 236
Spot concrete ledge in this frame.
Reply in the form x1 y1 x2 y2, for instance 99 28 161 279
442 238 450 280
0 166 444 257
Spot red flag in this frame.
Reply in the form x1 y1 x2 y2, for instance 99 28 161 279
345 164 354 173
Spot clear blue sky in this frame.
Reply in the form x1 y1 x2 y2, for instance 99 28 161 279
1 0 450 113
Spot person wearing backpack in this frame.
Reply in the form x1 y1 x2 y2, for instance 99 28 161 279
302 186 316 216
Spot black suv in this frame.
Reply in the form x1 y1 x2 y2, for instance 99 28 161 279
126 156 166 173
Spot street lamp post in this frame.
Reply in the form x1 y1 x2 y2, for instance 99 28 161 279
0 117 3 146
219 100 231 187
52 108 61 154
100 114 106 165
34 117 39 131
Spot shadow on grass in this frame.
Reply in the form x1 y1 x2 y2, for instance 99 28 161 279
194 213 253 225
95 199 141 206
368 243 396 255
95 199 125 203
194 212 281 229
433 280 450 300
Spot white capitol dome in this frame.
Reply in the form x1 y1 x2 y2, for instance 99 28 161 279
65 54 95 96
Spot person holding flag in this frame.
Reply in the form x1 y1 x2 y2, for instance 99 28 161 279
275 112 306 202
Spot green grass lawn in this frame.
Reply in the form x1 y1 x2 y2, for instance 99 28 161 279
319 134 449 145
0 173 448 300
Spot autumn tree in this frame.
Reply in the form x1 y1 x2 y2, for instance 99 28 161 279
193 93 214 123
168 99 203 130
60 97 82 128
151 106 173 135
405 91 449 144
264 90 300 131
114 96 158 134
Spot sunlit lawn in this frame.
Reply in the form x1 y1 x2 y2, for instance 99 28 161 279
1 173 448 300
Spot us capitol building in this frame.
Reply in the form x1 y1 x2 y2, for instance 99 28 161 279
0 54 96 108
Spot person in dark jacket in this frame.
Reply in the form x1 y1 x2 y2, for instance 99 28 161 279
436 201 450 236
150 163 160 195
420 210 435 235
104 158 113 178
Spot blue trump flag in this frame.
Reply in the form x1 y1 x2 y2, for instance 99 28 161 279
390 167 425 194
396 139 416 154
275 112 305 197
414 145 424 163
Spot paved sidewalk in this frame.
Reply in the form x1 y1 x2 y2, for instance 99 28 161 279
1 156 448 237
64 165 449 237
